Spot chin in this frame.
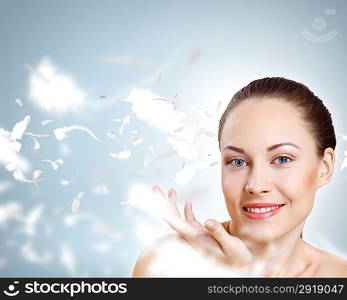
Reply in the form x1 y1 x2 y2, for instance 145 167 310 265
238 223 283 244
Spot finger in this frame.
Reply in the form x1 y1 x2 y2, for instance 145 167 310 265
167 188 180 217
184 201 209 234
184 200 196 223
152 186 220 259
152 186 195 236
152 185 166 198
181 201 223 256
204 219 252 265
153 185 179 218
167 190 221 256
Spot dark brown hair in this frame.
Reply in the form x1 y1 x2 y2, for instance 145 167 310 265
218 77 336 157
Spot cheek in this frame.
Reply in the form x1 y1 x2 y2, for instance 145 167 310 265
221 168 246 204
304 167 319 187
276 168 317 192
275 166 318 206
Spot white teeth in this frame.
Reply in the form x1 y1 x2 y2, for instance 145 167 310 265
245 205 282 213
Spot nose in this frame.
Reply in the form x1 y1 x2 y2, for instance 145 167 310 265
245 164 272 195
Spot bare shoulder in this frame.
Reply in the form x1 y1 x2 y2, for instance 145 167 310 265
321 252 347 277
132 232 192 277
314 249 347 277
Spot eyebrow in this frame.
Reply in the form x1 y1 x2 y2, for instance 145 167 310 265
223 142 302 153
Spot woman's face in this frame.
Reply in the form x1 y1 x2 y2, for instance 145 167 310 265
220 98 324 243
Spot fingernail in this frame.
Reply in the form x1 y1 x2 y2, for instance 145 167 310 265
168 188 175 196
205 220 217 230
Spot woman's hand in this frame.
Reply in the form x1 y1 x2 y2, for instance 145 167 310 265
152 185 253 272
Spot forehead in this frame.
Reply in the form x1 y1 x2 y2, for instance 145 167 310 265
220 98 315 150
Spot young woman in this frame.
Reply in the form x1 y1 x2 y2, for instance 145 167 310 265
133 77 347 277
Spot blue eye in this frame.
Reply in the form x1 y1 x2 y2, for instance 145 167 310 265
275 156 291 164
229 158 247 168
227 156 292 168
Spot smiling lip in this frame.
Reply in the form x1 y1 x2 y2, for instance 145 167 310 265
243 203 284 208
242 203 285 220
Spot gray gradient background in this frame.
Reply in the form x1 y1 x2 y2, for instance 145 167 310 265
0 0 346 277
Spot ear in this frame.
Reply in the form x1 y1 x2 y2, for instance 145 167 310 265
317 147 335 188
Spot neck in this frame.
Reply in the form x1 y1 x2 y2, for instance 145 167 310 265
228 221 311 277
